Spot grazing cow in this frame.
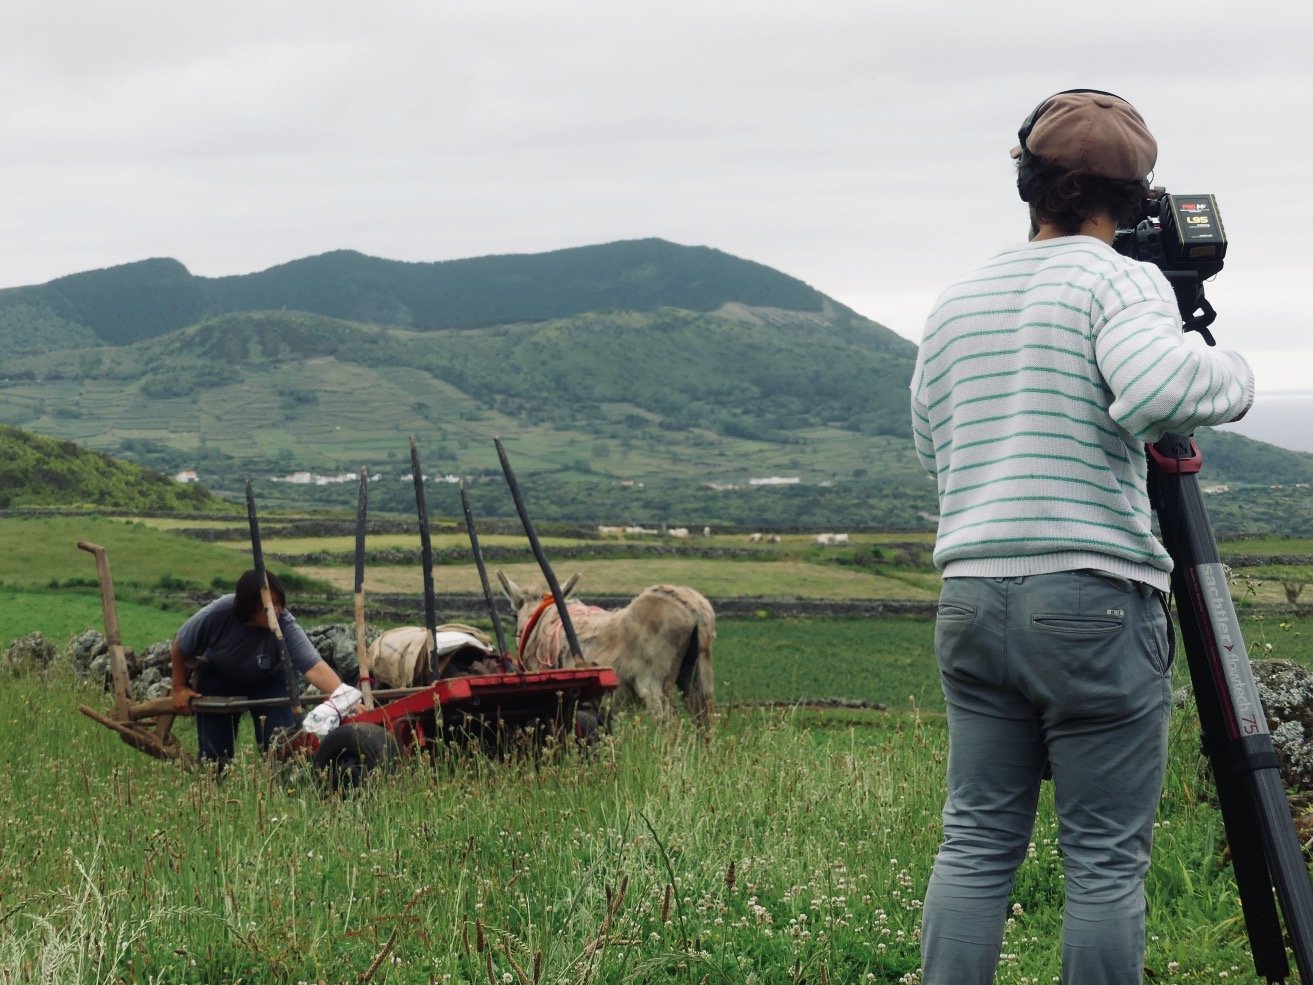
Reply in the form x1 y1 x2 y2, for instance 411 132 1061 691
497 571 715 727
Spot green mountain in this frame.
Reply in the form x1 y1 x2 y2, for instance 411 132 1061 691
0 425 232 512
0 239 1309 532
0 239 834 349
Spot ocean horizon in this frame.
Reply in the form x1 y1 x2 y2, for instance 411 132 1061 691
1222 389 1313 456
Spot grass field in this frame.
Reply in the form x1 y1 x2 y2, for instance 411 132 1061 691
4 514 1309 715
0 517 258 593
0 669 1287 984
232 533 594 554
1221 537 1313 556
0 589 190 652
298 558 939 602
7 511 1313 982
9 515 1301 606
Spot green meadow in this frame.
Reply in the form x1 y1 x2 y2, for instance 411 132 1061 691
4 514 1313 982
0 670 1296 984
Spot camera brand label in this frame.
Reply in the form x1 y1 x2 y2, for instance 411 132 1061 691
1193 562 1267 737
1173 195 1223 244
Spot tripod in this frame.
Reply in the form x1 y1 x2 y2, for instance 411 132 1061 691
1150 432 1313 982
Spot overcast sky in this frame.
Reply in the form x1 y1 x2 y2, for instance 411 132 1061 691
4 0 1310 446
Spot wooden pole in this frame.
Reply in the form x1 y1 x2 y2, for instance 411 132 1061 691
76 541 133 721
460 480 512 669
245 479 301 716
354 467 375 708
493 437 584 662
409 438 441 682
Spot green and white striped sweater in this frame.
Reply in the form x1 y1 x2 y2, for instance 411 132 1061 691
909 235 1254 591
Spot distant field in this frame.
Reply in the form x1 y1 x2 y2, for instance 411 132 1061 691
6 516 1310 678
132 517 252 531
0 588 188 650
297 557 942 600
0 516 254 592
1222 537 1313 555
198 529 936 554
6 516 1308 607
227 532 588 554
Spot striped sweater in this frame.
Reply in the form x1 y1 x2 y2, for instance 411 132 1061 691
909 235 1254 591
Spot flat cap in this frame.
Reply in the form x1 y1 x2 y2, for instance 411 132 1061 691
1012 91 1157 181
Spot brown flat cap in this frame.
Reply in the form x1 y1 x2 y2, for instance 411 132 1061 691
1011 90 1157 181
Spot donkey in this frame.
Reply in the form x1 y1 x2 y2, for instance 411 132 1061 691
497 571 715 727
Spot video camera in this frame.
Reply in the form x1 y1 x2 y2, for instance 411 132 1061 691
1113 189 1227 343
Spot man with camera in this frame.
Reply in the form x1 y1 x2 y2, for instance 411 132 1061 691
910 90 1254 983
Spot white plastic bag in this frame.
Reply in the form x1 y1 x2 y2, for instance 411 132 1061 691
301 683 365 737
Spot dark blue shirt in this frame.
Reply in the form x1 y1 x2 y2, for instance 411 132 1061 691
174 595 322 683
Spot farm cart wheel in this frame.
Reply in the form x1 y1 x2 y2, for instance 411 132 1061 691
574 706 610 745
313 724 399 792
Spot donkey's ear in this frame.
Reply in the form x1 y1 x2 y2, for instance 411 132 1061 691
496 570 520 602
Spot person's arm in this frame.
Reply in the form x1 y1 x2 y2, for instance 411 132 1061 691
911 391 937 478
909 351 939 480
169 638 199 715
171 597 227 714
278 612 342 694
1096 266 1254 441
302 659 343 695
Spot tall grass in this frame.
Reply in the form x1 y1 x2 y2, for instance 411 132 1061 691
6 673 944 983
5 517 1313 981
713 616 941 711
0 667 1291 984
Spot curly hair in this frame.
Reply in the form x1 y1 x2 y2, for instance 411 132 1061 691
1017 154 1148 236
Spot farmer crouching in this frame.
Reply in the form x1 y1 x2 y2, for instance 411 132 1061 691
170 570 357 768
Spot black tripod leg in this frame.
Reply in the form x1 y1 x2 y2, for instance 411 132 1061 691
1195 721 1291 981
1154 435 1313 983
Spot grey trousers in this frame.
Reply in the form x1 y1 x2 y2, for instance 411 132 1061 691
920 571 1173 985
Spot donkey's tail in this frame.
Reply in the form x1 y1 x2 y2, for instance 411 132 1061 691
674 592 716 731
